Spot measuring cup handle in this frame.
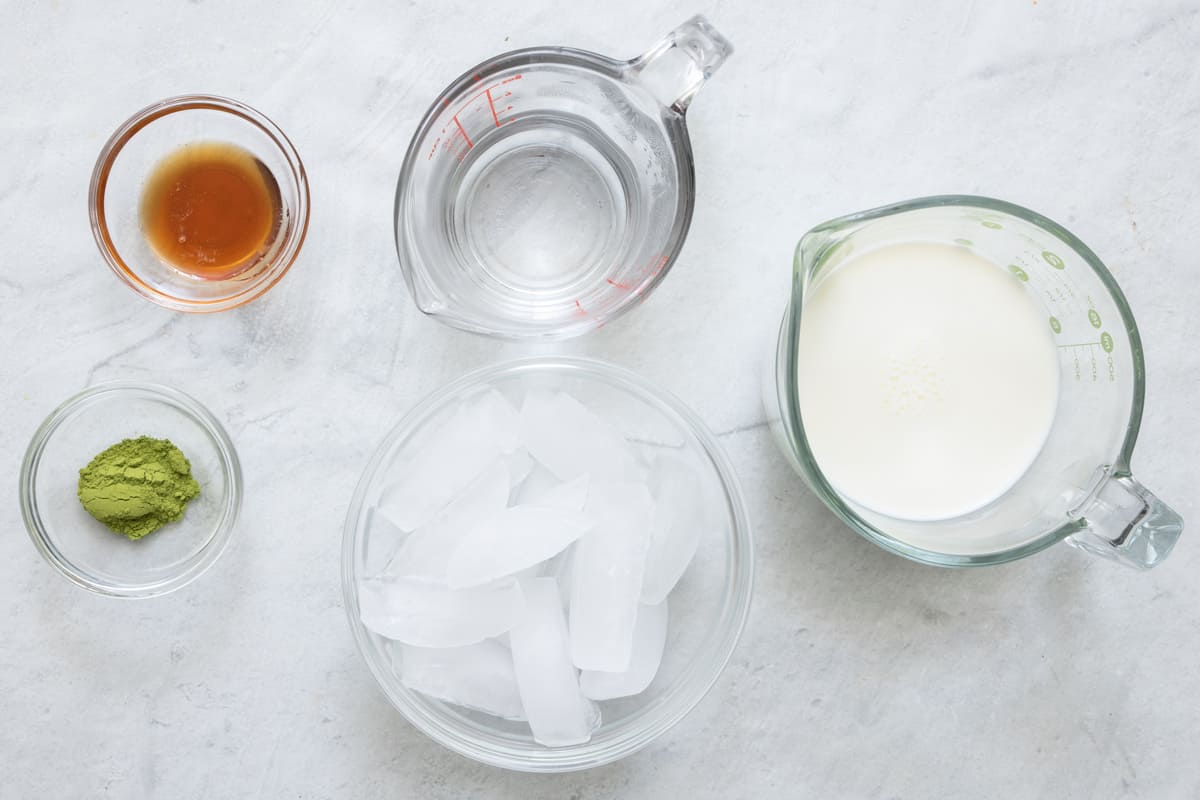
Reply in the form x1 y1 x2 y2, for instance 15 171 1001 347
1066 474 1183 569
629 15 733 113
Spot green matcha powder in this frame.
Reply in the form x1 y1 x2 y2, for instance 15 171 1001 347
77 436 201 540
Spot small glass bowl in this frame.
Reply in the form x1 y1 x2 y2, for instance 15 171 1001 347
342 357 754 772
89 94 310 312
20 382 242 598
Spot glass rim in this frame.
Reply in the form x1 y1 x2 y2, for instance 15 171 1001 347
19 380 243 598
88 94 311 313
780 194 1146 567
341 355 753 771
393 48 695 340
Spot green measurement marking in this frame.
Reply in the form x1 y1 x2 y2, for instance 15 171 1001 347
1042 250 1066 269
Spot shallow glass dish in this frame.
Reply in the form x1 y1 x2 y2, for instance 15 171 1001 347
89 94 310 312
20 381 242 598
342 357 753 772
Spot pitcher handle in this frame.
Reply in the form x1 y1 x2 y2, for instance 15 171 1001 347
1065 473 1183 569
629 15 733 113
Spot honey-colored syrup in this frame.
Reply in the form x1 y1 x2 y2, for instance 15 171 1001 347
139 141 281 280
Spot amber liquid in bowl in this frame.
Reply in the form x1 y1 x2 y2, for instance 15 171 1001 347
140 141 281 280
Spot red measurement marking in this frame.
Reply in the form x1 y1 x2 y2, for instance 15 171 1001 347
460 86 494 107
427 135 442 160
441 78 522 128
434 75 523 161
574 300 586 316
485 88 500 128
453 115 473 148
606 278 630 290
455 80 518 115
650 255 668 275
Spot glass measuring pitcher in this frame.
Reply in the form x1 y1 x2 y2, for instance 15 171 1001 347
394 16 732 339
766 196 1183 568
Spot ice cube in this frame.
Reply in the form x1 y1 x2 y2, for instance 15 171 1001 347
512 464 561 506
543 546 576 611
446 506 594 589
525 474 590 511
509 577 598 747
510 563 544 583
364 507 408 577
569 481 654 672
518 390 636 482
383 457 509 581
396 640 526 720
640 453 709 604
506 448 535 490
358 576 523 647
377 389 520 530
455 387 521 451
580 599 669 700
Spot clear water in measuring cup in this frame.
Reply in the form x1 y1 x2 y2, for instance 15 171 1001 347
399 60 686 337
444 106 646 303
396 16 733 339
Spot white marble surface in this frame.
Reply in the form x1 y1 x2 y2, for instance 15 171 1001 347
2 1 1198 797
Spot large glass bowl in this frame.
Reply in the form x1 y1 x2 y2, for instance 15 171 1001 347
342 356 753 771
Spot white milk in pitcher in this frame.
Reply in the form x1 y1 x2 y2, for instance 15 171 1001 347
795 241 1059 520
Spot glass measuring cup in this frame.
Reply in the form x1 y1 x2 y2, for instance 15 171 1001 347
765 196 1183 568
394 16 732 339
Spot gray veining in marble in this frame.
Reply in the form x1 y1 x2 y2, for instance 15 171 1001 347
2 1 1198 797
